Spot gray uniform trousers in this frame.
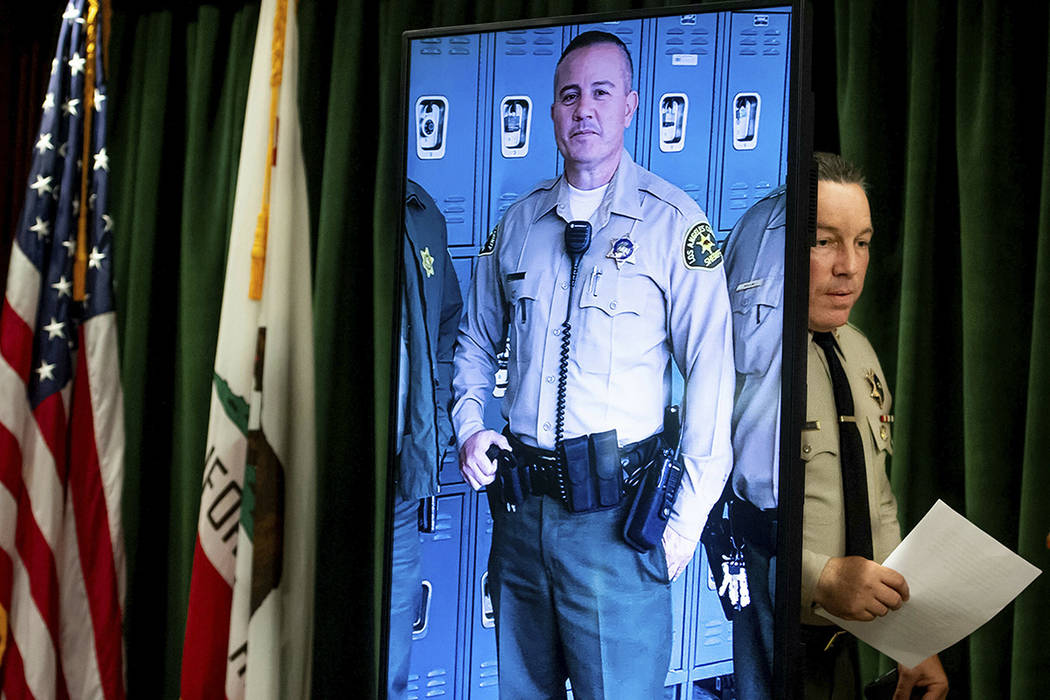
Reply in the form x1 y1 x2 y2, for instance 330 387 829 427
488 493 672 699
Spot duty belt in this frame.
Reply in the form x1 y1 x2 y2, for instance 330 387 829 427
502 430 661 503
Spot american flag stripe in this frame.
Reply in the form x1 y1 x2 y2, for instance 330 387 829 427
57 495 102 700
1 483 65 700
1 1 126 697
0 420 63 650
0 299 34 383
0 361 66 554
81 320 127 591
68 324 123 700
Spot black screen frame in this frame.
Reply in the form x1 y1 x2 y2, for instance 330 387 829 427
384 3 814 697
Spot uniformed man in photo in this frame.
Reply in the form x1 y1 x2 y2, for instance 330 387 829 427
387 180 462 699
451 31 735 699
800 153 947 699
720 183 787 700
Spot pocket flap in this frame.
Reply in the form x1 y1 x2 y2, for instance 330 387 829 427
801 419 839 461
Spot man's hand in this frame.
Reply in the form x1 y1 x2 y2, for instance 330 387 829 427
895 655 948 699
458 429 511 491
813 555 909 621
662 528 697 582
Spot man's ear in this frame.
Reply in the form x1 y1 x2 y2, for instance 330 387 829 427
624 90 639 127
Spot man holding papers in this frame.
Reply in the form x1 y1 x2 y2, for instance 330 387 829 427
800 153 948 698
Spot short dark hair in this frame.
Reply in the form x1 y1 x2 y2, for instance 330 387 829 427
555 30 634 93
814 152 866 190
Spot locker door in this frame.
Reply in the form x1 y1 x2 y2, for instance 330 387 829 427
406 492 467 699
571 20 646 161
407 35 484 247
665 558 692 687
486 28 564 234
467 493 498 698
691 546 734 680
646 13 719 216
716 11 791 235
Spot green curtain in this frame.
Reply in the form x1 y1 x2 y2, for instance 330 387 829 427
106 3 259 692
4 0 1048 697
832 1 1050 697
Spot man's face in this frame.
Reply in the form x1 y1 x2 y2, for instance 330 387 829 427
551 43 638 174
809 181 872 332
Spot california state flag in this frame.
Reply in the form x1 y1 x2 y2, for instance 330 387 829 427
179 0 315 697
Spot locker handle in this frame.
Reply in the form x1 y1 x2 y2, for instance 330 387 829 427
481 572 495 628
658 93 689 153
413 580 433 637
732 92 761 151
418 496 437 534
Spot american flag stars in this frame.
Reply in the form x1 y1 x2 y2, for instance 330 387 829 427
52 276 73 298
42 318 66 340
93 148 109 171
68 52 86 76
36 132 55 154
35 359 57 382
30 174 54 196
88 247 106 270
30 217 51 240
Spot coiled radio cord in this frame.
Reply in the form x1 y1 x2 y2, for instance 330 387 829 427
554 261 582 446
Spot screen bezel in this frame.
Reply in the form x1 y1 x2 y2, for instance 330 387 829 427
385 3 812 697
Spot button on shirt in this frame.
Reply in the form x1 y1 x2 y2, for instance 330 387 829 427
452 150 735 541
723 186 786 510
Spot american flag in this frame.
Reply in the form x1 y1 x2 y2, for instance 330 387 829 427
0 1 126 698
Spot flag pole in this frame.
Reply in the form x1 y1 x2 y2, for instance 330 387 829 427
74 0 101 302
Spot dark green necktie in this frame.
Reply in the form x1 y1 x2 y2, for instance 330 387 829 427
812 331 874 560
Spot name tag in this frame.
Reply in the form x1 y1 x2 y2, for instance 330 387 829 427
735 278 764 292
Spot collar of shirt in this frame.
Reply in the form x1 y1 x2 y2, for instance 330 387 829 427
530 149 645 228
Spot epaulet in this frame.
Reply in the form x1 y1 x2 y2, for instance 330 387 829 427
638 169 702 219
480 176 559 256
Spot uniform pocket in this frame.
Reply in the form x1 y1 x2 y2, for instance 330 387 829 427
800 419 838 462
866 414 894 456
729 273 783 375
635 532 673 585
573 273 647 374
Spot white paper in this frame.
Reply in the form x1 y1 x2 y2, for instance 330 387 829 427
816 499 1041 668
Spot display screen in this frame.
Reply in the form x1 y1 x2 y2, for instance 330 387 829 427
386 3 811 697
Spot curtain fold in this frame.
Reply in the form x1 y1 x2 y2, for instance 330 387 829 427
106 4 259 693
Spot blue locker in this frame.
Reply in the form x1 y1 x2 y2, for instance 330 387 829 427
406 492 467 699
666 556 692 686
486 28 564 233
467 492 498 698
571 20 647 161
715 10 791 234
691 546 734 680
407 35 484 247
645 13 720 216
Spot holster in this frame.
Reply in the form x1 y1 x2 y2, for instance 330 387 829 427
485 444 529 512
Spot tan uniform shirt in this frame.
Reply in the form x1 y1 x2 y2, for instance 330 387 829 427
452 150 735 541
800 324 901 625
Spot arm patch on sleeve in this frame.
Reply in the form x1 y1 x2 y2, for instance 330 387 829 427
683 221 723 269
479 224 499 256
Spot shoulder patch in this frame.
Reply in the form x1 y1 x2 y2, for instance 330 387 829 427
683 221 723 269
479 224 499 256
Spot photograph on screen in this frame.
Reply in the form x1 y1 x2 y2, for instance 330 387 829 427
385 3 807 698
